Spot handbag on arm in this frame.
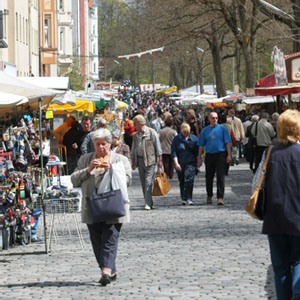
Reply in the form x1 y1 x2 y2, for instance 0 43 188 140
245 146 273 220
152 168 171 196
86 164 126 223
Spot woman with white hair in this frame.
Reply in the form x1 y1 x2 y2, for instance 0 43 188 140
71 128 131 286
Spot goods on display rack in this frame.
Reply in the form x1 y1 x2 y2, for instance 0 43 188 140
0 115 42 250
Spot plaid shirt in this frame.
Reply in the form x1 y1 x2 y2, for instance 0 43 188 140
112 142 131 163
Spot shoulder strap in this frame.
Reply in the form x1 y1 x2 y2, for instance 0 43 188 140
255 122 258 136
256 146 273 189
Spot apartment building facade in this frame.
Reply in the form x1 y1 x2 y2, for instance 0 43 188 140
0 0 99 85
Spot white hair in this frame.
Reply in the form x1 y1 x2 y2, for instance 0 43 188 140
92 128 112 144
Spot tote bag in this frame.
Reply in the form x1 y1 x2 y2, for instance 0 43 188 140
86 165 126 222
152 169 171 196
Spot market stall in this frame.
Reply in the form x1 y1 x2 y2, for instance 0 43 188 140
0 76 57 253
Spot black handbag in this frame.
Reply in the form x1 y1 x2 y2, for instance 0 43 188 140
86 165 126 223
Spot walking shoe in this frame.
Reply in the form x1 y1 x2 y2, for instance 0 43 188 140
186 199 193 206
207 196 212 204
144 205 151 210
217 198 224 206
99 274 111 286
182 200 187 205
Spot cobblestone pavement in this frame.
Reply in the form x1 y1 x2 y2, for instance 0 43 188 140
0 161 276 300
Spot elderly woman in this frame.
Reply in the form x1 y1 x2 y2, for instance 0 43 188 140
261 110 300 300
171 123 198 205
71 128 131 286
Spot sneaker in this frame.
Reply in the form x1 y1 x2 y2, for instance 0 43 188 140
186 199 193 206
207 196 212 204
182 200 187 205
218 198 224 206
144 205 151 210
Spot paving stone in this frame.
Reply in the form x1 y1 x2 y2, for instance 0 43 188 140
0 162 277 299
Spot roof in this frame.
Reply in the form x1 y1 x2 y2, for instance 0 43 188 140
19 77 70 90
242 96 275 104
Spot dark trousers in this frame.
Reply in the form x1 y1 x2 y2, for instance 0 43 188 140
124 134 133 150
176 163 196 201
245 145 255 171
67 154 79 175
205 152 226 199
87 222 122 274
268 234 300 300
162 154 174 179
254 146 268 173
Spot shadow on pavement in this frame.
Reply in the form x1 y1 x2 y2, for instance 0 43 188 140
0 281 97 288
0 251 46 256
265 264 276 299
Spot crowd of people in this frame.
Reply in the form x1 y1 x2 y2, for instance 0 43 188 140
60 90 300 298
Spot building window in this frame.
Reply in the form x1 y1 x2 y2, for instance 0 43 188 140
26 19 28 45
93 63 96 74
93 43 96 55
19 15 21 41
16 13 18 41
59 27 65 53
23 17 25 43
44 16 50 47
59 0 64 11
93 24 96 36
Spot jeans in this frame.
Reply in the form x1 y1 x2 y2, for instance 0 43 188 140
87 222 122 274
176 163 196 201
31 208 42 237
205 152 226 198
268 234 300 300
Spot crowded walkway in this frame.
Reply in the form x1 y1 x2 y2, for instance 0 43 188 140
0 161 276 300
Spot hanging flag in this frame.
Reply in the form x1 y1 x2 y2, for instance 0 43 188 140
117 47 164 60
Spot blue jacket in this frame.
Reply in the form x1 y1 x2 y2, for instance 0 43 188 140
171 133 198 165
263 142 300 236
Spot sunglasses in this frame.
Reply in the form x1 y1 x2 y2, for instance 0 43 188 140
211 117 218 119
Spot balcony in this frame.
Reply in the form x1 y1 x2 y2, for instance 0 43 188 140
57 11 73 26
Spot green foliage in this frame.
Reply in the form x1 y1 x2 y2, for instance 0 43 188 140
67 59 84 91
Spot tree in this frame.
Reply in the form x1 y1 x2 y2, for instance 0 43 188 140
252 0 300 52
67 59 84 91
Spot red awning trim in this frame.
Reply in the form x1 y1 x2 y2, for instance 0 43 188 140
255 85 300 96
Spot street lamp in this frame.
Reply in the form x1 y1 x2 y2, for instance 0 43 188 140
196 47 205 93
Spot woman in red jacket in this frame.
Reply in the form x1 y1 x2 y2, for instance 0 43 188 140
123 114 135 149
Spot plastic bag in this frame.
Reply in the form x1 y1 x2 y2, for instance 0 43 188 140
97 162 129 204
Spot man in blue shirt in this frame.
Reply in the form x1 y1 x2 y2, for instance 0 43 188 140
197 112 231 205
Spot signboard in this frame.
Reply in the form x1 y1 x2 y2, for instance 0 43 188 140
284 51 300 83
291 57 300 81
95 82 111 90
271 46 287 85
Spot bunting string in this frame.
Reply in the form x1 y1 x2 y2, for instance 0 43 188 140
117 46 164 60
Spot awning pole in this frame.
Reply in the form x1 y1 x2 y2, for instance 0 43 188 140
38 97 48 253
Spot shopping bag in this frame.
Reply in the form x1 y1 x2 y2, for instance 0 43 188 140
246 186 265 220
86 164 126 222
245 146 272 220
152 169 171 196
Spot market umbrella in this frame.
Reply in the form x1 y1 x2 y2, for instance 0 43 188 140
48 99 95 113
50 90 76 106
0 71 56 110
95 98 109 110
115 99 128 109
